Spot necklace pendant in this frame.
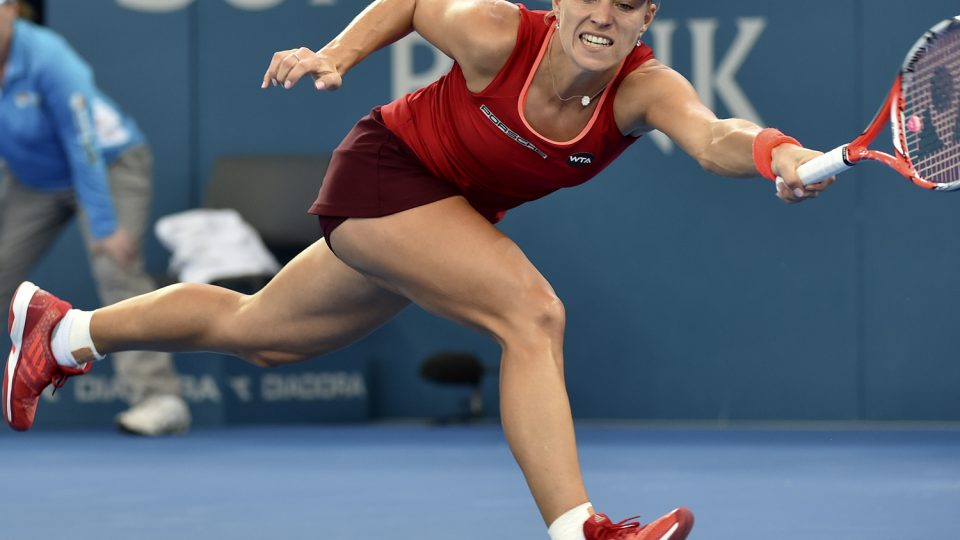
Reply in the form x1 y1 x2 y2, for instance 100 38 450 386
581 96 591 107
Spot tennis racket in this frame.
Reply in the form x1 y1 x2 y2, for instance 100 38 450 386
784 15 960 190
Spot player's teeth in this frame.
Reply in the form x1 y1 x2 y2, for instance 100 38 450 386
581 34 612 46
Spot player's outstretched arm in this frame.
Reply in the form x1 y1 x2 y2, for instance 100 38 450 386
619 62 833 203
261 0 518 92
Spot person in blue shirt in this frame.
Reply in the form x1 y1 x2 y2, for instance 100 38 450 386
0 0 190 435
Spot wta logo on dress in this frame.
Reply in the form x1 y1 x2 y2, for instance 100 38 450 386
567 153 594 167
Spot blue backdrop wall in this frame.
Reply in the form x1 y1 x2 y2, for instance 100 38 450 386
15 0 959 423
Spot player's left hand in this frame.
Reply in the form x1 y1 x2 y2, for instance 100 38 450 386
261 47 343 92
772 144 835 204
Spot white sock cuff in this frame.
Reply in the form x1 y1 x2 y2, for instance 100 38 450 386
548 501 593 540
51 310 78 368
52 309 105 368
71 310 105 362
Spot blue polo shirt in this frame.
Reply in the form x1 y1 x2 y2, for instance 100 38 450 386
0 20 145 239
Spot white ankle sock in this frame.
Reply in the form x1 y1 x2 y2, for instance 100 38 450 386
51 310 105 368
548 502 593 540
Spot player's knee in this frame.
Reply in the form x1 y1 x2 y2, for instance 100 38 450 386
498 287 566 348
532 293 566 338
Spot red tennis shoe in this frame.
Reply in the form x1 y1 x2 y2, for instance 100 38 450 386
3 282 92 431
584 508 694 540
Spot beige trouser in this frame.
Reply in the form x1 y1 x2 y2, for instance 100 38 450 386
0 146 181 405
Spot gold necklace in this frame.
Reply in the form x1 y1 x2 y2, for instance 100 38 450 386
546 38 608 107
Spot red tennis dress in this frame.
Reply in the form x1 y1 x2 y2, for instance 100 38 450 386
309 3 656 233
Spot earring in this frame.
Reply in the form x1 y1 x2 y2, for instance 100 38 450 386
636 39 642 47
556 21 560 30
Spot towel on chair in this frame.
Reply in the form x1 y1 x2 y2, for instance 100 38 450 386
155 208 281 284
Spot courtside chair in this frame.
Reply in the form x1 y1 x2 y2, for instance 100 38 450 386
200 154 330 292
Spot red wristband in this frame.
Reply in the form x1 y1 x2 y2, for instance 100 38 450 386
753 128 802 181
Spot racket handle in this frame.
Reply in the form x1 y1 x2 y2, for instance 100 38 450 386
795 145 854 185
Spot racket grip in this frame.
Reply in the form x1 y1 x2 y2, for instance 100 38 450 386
795 145 854 185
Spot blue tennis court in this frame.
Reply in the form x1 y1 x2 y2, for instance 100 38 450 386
2 424 957 539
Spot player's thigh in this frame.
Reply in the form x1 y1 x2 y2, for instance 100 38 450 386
329 197 560 340
233 238 410 355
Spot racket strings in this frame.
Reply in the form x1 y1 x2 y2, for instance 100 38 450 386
902 24 960 186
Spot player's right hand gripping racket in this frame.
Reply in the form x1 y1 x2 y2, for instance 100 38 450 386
787 15 960 190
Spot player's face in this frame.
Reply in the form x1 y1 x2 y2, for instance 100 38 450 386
553 0 656 72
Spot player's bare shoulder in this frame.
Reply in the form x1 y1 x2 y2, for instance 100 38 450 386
615 60 698 136
618 59 686 102
448 0 521 81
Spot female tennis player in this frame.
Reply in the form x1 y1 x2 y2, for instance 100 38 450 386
4 1 833 538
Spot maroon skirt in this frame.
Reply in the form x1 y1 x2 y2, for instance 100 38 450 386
309 107 463 245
